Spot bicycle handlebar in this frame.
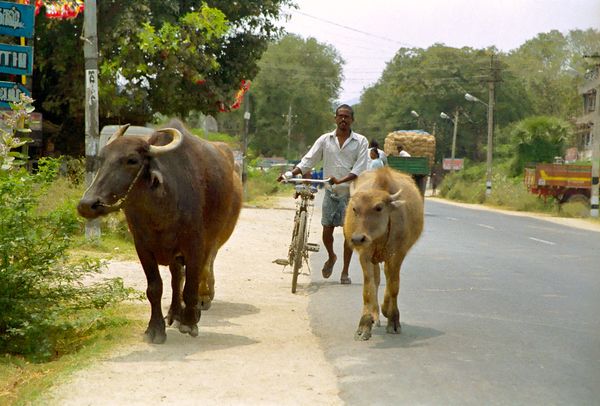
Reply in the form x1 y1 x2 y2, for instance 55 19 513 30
282 177 332 185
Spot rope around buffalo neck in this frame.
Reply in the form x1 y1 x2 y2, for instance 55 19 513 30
85 164 145 211
110 164 145 209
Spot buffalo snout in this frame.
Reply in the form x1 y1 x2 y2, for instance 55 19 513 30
77 197 102 219
351 233 370 246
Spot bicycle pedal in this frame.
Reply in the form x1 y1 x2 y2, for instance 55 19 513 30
273 259 290 266
306 243 320 252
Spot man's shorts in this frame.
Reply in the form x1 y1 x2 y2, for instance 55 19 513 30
321 188 349 227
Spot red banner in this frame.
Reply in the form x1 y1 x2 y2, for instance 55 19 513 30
25 0 84 19
219 80 251 112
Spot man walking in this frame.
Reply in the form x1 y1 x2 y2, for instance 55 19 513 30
278 105 369 284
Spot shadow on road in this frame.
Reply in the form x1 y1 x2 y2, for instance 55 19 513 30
107 330 259 363
369 323 444 349
200 300 260 327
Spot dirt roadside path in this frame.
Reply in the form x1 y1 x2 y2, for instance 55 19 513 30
48 197 342 406
47 195 599 405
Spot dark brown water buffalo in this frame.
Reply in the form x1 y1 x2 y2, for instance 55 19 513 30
78 120 242 343
344 167 424 340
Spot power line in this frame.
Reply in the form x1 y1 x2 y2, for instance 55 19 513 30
291 10 416 48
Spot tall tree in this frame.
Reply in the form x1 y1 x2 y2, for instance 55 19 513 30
31 0 294 154
505 29 600 119
248 34 343 159
353 45 532 164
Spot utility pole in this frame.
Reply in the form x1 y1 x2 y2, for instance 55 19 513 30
485 53 499 197
83 0 100 239
451 110 459 171
590 70 600 217
242 92 251 199
284 103 296 159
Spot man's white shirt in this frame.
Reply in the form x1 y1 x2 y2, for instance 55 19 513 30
297 130 369 194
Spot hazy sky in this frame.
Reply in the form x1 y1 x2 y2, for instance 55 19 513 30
281 0 600 103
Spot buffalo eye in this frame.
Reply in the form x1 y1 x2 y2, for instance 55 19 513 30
126 157 139 165
374 204 383 212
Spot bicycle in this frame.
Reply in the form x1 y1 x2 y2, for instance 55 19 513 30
274 173 331 293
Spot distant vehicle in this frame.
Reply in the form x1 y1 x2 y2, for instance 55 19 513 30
524 163 592 205
384 130 436 196
387 156 430 196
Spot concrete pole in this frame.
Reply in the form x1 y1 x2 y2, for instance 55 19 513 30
485 68 495 197
83 0 101 239
451 110 459 171
286 103 292 159
242 92 250 199
591 84 599 217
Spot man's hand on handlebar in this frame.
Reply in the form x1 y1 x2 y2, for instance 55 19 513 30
277 171 291 182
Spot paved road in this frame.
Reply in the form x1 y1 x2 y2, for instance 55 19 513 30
306 198 600 405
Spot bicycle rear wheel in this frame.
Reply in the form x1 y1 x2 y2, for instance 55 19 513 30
291 210 307 293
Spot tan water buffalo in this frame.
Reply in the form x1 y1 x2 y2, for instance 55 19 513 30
78 119 242 343
344 167 424 340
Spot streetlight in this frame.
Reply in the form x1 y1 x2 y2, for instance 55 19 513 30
465 91 494 197
410 110 424 129
465 93 485 104
440 111 459 170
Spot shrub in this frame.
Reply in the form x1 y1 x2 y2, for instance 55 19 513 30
245 167 284 204
509 116 572 176
0 159 139 361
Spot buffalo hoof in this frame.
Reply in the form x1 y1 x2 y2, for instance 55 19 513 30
165 309 181 326
199 295 212 310
354 314 374 341
144 328 167 344
178 323 199 337
354 327 372 341
386 320 402 334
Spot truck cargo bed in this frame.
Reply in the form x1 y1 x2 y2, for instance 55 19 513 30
387 156 429 175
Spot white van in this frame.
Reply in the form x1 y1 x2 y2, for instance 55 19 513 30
99 125 155 151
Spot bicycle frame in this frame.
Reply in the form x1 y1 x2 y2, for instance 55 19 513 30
280 177 330 293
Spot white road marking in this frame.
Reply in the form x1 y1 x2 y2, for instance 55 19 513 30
529 237 556 245
477 223 495 230
446 217 459 221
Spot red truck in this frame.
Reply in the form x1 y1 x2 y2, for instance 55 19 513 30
524 163 592 204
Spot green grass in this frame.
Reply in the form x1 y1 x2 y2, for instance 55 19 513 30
243 168 291 207
70 234 138 262
0 304 145 406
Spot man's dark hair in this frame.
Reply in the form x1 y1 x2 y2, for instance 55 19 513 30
335 104 354 119
369 139 380 149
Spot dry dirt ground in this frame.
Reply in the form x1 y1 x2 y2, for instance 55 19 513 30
48 197 342 406
47 196 600 405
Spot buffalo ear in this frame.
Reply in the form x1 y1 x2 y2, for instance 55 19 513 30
391 199 406 209
389 188 406 209
150 169 164 189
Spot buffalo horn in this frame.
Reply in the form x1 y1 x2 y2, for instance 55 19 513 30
148 128 183 156
389 188 407 207
106 123 131 145
390 188 404 201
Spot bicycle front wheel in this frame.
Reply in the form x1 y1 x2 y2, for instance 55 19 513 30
291 210 307 293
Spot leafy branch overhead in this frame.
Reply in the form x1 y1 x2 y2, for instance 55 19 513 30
31 0 294 154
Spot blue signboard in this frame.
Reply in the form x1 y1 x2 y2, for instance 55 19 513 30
0 43 33 75
0 1 35 38
0 80 31 109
